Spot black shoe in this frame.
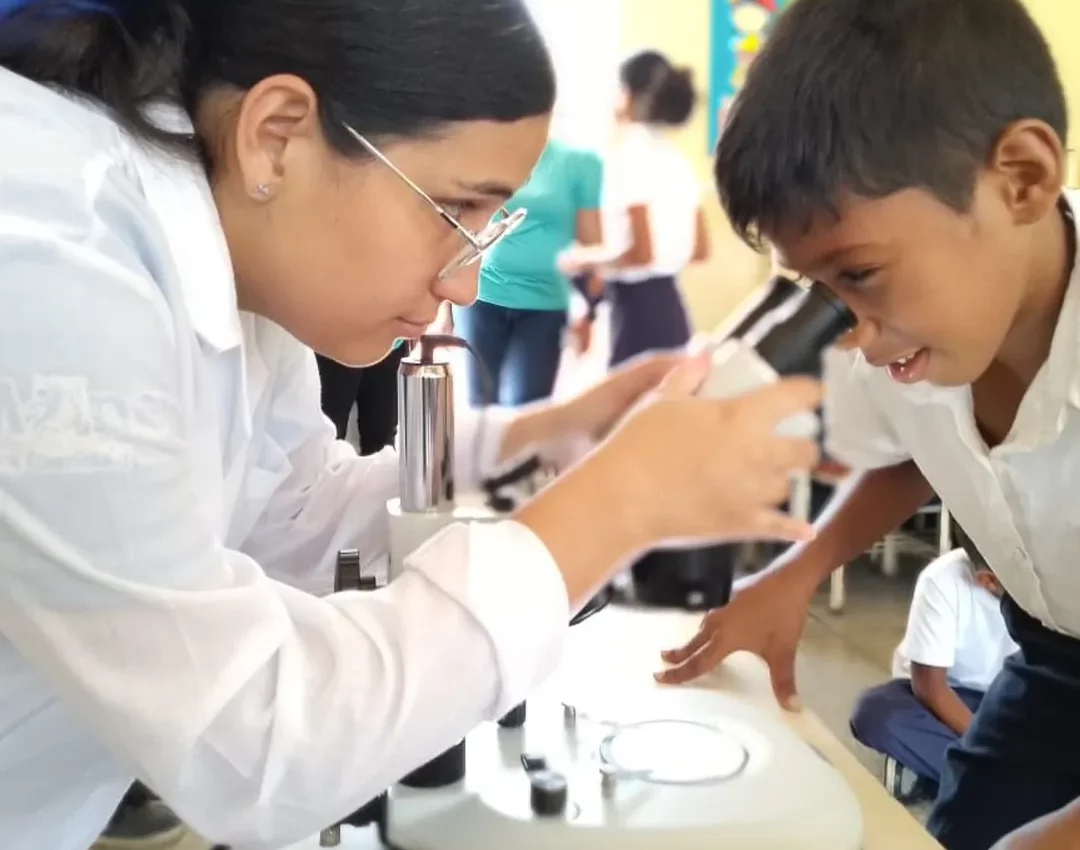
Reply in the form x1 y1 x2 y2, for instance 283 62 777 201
94 784 186 849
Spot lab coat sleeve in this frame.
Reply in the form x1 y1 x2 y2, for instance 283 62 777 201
0 207 569 845
821 347 912 470
238 321 521 596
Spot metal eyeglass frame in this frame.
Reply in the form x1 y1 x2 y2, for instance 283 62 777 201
342 123 527 280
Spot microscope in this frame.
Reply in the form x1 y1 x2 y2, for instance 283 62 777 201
316 282 863 849
629 277 849 610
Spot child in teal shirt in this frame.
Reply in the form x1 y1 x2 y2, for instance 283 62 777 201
455 139 602 406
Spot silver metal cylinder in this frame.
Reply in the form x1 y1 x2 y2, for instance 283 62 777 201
397 355 455 512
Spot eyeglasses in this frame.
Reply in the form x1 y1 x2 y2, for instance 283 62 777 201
342 123 527 280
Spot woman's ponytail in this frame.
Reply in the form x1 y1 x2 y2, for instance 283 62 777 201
0 0 198 152
652 66 696 126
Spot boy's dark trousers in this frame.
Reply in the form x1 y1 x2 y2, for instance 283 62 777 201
928 597 1080 850
849 679 983 784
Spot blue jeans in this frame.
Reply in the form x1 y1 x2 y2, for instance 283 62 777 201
454 301 566 407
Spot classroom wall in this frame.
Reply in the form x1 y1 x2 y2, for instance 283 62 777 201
619 0 1080 331
620 0 770 333
1024 0 1080 152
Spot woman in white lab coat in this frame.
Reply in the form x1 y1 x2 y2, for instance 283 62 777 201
0 1 821 848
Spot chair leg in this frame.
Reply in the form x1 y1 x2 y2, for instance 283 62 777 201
881 535 899 578
829 565 845 613
790 472 812 525
938 509 952 556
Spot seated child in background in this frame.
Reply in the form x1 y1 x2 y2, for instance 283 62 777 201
850 525 1018 797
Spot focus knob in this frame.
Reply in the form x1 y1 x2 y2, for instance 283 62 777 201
498 701 527 728
529 769 568 817
335 549 377 593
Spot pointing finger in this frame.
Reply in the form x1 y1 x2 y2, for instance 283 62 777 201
657 350 712 397
655 634 733 685
736 377 823 425
660 624 713 665
746 510 817 544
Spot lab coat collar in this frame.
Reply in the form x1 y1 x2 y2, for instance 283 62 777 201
127 106 243 352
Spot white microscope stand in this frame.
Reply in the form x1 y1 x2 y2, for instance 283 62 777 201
288 680 862 850
385 496 499 584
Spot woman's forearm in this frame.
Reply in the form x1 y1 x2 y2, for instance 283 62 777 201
772 460 933 583
514 449 648 608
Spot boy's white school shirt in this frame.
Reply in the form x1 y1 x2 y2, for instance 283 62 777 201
0 68 570 849
892 550 1019 692
825 189 1080 641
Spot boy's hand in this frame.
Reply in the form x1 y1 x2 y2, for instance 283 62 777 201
656 564 820 711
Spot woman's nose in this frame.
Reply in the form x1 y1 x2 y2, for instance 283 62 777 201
434 262 480 307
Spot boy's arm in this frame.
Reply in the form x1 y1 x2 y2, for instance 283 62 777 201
770 459 933 584
659 459 933 692
910 662 974 736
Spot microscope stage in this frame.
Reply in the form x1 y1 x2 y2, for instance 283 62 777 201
308 685 863 850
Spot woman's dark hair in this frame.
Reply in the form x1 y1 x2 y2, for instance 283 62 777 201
0 0 556 158
620 49 696 127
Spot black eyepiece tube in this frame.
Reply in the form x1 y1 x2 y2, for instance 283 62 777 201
754 282 856 376
728 275 803 340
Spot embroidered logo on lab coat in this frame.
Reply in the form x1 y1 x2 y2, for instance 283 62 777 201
0 376 180 474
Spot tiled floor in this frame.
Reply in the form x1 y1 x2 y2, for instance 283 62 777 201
93 555 928 850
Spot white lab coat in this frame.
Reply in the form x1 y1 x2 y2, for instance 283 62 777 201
0 68 569 849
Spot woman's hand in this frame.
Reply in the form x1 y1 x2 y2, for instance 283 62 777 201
495 352 681 468
558 352 684 441
515 354 823 608
594 354 823 544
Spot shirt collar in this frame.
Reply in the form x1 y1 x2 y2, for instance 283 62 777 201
1039 191 1080 411
126 105 243 352
863 192 1080 430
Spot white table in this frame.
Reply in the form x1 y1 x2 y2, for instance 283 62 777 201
288 605 941 850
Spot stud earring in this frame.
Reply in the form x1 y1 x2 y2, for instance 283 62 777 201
254 183 274 200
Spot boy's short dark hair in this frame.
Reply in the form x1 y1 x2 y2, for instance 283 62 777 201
952 523 989 572
714 0 1068 247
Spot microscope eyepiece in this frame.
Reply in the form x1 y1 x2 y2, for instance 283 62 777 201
754 282 856 376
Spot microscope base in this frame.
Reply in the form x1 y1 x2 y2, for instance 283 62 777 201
302 685 862 850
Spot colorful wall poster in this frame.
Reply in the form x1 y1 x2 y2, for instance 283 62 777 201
707 0 789 151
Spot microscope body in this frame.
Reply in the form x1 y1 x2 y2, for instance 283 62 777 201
630 280 854 611
385 352 501 583
320 287 856 847
320 343 520 848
